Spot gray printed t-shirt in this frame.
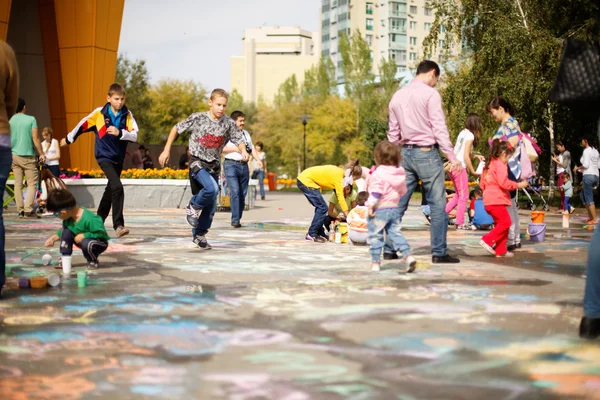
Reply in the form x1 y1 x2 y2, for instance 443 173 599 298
175 112 243 173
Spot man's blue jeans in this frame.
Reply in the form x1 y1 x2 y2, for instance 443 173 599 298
297 179 327 238
190 168 219 237
584 223 600 318
384 147 448 256
0 145 12 293
224 160 249 224
369 207 411 263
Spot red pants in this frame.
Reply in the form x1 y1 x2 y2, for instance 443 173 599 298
482 205 512 256
557 172 565 210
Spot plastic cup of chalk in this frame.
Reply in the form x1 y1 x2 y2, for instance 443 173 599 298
61 256 72 276
47 273 60 287
77 271 88 288
42 253 52 266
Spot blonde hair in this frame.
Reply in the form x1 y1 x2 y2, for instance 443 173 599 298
340 159 362 180
210 88 228 100
42 127 53 137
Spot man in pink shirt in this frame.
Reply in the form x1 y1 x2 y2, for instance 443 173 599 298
384 60 462 264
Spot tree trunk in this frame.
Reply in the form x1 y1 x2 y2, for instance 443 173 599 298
547 103 555 204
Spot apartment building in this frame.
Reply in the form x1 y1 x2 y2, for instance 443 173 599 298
320 0 457 81
230 26 320 104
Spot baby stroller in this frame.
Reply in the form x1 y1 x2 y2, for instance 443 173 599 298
520 176 549 211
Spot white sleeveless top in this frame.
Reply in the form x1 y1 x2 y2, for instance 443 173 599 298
43 139 59 166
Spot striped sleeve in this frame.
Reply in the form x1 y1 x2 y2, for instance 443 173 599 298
66 107 103 144
120 111 139 142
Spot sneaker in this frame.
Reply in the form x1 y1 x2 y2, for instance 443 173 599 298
456 224 472 230
18 211 24 219
569 206 575 214
115 226 129 238
496 252 514 258
305 234 326 243
185 201 202 227
507 243 521 251
479 240 496 255
422 213 431 226
580 316 600 339
383 253 399 260
192 235 212 250
319 235 330 242
24 211 40 219
231 222 242 228
261 196 265 200
404 255 417 273
371 262 381 272
448 219 456 226
88 261 99 269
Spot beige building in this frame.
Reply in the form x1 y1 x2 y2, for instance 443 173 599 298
321 0 460 81
230 26 320 104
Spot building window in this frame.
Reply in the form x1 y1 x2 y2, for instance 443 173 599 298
391 18 406 32
438 39 446 48
424 7 433 16
424 22 432 31
366 2 373 15
409 36 416 45
440 24 446 33
398 66 406 72
366 18 374 31
322 34 330 42
409 52 416 60
399 50 407 61
410 5 417 14
339 0 347 5
366 34 373 46
409 21 417 30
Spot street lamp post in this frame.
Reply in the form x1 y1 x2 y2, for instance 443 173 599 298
299 115 312 171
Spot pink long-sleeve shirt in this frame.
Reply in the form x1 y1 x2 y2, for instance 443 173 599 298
367 165 407 210
388 78 457 162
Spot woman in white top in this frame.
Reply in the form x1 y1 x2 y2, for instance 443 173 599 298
41 127 60 177
574 137 599 224
251 141 267 200
445 113 485 229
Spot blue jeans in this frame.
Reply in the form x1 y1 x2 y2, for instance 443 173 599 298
369 208 411 263
46 164 60 177
580 175 598 206
0 145 11 293
584 223 600 317
384 147 448 256
253 170 265 198
297 179 327 238
190 168 219 237
224 160 249 224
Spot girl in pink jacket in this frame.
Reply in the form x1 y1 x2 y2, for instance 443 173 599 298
367 141 416 272
479 140 528 257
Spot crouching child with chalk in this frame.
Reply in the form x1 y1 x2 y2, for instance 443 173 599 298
44 189 110 270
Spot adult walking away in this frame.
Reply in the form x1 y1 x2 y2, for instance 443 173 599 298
41 127 60 177
445 113 485 229
385 60 462 264
10 98 45 218
574 137 599 224
222 110 262 228
0 40 18 295
552 141 573 213
252 141 267 200
488 96 522 252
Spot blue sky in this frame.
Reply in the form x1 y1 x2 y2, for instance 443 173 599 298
118 0 320 92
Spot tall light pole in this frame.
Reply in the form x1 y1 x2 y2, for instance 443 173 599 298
299 115 312 171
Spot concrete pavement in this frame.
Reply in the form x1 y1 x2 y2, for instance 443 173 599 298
0 192 597 400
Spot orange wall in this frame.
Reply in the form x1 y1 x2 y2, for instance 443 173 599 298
0 0 10 40
53 0 125 170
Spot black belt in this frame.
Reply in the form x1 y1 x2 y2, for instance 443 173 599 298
402 144 439 149
224 159 247 164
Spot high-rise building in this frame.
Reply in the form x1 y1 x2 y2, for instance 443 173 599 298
230 26 320 104
320 0 459 82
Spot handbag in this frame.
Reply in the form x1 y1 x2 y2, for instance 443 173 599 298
550 39 600 105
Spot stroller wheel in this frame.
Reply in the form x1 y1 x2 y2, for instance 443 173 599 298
543 205 549 211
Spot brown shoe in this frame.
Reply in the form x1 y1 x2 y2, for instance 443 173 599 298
115 226 129 238
25 211 41 219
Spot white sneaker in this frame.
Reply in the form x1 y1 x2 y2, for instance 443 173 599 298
404 255 417 273
496 251 514 258
371 262 381 272
479 240 496 256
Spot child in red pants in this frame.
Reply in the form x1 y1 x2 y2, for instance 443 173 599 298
479 140 528 257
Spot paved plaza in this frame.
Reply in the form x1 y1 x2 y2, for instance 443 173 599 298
0 192 598 400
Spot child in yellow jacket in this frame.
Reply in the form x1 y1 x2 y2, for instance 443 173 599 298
296 160 363 243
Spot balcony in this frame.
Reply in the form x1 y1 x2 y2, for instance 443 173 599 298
389 41 407 50
389 26 407 34
390 10 407 18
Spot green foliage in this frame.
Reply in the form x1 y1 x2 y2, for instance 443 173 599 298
115 55 152 143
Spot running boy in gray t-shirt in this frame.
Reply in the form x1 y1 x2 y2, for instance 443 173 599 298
159 89 248 250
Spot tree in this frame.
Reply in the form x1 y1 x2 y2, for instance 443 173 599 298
147 79 209 144
115 54 152 143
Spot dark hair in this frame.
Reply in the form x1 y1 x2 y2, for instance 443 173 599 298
374 140 401 166
485 139 515 171
487 96 514 116
230 110 245 121
416 60 440 77
469 190 476 200
16 98 25 113
42 169 67 192
356 191 368 206
46 189 76 212
474 187 483 197
341 159 363 180
138 145 146 150
255 141 264 150
555 141 564 147
108 83 125 96
465 113 481 146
